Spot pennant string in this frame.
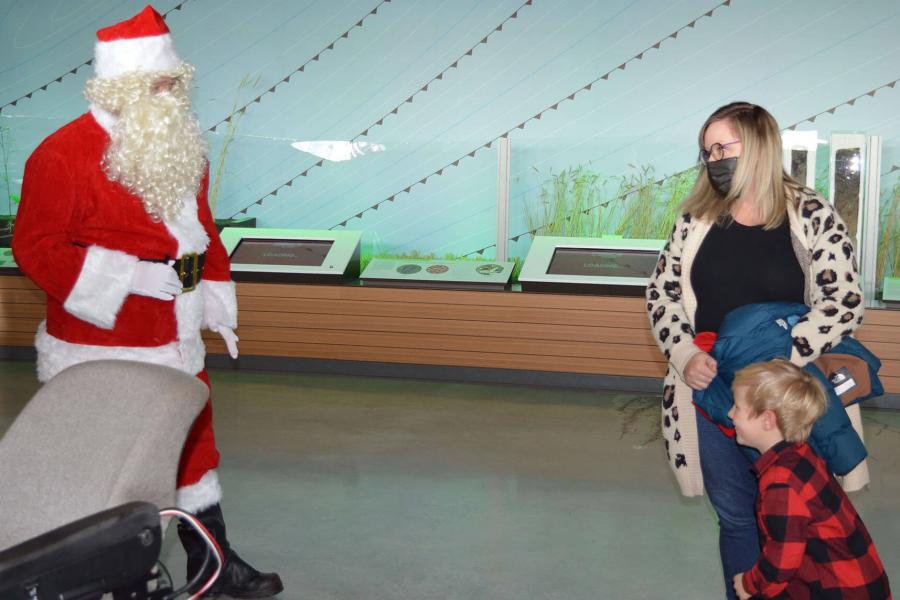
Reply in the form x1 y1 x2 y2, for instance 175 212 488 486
208 0 391 133
0 0 197 114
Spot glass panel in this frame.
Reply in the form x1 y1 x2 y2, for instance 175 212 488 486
834 148 861 238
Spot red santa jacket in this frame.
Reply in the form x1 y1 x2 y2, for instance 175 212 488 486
13 111 237 381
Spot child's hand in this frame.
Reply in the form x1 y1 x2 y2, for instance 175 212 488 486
733 573 751 600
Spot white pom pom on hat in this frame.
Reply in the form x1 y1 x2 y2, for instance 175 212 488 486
94 5 180 79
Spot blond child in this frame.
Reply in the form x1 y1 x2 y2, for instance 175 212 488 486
728 359 890 599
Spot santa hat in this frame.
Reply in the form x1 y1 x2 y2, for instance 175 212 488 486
94 5 180 79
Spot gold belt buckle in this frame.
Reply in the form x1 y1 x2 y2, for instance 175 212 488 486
179 252 200 292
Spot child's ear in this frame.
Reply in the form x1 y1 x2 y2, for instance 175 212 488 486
761 409 778 431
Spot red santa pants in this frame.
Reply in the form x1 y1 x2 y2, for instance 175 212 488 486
176 369 221 488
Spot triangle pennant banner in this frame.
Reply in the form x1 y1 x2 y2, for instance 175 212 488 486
356 20 363 27
256 199 263 205
512 11 518 18
388 195 395 201
671 31 678 39
327 43 334 50
70 68 78 74
568 93 576 100
494 24 502 32
481 37 489 44
436 73 443 80
286 180 293 187
827 107 836 114
636 53 644 60
436 169 443 175
342 31 349 39
421 84 428 92
41 85 47 91
254 97 262 103
283 76 291 83
512 236 520 242
25 93 32 99
584 83 592 91
705 10 713 17
534 113 542 120
392 108 399 114
618 63 626 70
372 204 379 210
468 150 476 157
653 42 661 49
340 221 347 227
517 122 526 129
356 213 363 219
452 160 460 166
406 96 413 103
298 65 305 72
477 249 485 255
316 160 324 167
313 54 320 61
724 0 731 6
240 209 247 215
466 48 473 56
551 103 559 110
272 189 279 197
867 89 877 97
450 61 459 69
602 73 609 80
56 77 63 83
419 178 427 185
848 98 856 106
808 115 817 123
376 119 383 125
485 141 493 148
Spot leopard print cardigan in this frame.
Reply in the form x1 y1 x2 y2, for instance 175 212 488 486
645 192 867 497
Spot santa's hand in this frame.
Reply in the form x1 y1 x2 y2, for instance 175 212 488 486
210 324 239 359
130 260 183 301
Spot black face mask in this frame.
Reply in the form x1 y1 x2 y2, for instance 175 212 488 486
706 157 738 196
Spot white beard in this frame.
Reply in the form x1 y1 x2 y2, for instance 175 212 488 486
103 92 207 221
84 65 207 221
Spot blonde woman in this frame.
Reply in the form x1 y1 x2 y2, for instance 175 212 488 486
645 102 865 599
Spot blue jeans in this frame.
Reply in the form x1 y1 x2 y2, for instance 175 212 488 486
696 410 760 600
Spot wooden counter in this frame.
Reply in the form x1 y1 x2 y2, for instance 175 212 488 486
2 275 898 392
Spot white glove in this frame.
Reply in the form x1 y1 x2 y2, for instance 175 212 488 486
210 324 239 359
130 260 183 301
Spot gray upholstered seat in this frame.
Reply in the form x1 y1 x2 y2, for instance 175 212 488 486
0 360 208 551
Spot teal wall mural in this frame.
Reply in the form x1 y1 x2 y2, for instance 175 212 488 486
1 0 899 279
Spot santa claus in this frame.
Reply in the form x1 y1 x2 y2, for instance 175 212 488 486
12 6 283 598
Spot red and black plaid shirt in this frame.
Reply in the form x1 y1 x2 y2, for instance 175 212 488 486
743 441 891 599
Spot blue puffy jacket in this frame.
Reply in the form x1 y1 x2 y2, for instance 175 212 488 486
693 302 883 475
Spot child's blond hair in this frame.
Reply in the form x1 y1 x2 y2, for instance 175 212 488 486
732 359 827 443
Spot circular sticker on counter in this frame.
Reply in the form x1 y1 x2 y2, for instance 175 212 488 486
426 264 449 274
475 264 505 275
396 264 422 274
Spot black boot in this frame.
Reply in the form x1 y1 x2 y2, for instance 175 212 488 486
177 503 284 599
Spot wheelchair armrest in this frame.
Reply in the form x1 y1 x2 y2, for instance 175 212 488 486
0 502 162 600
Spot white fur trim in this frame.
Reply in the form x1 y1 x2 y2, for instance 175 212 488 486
202 280 238 330
90 105 117 133
34 321 188 383
175 288 207 375
63 245 139 330
164 195 209 256
177 470 223 513
94 34 180 79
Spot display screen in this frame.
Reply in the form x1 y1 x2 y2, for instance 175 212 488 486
230 238 334 267
546 247 659 278
834 148 861 238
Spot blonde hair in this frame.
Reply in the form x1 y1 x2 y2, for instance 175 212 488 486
733 359 827 443
680 102 808 229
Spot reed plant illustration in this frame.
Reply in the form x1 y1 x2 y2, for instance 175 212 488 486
876 181 900 290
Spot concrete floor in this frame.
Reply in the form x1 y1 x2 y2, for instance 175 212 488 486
1 360 898 599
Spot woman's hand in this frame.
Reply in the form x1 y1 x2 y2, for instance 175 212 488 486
684 351 717 390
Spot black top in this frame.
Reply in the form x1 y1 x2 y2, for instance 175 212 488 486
692 218 805 333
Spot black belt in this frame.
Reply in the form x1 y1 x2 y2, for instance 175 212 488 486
143 252 206 292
